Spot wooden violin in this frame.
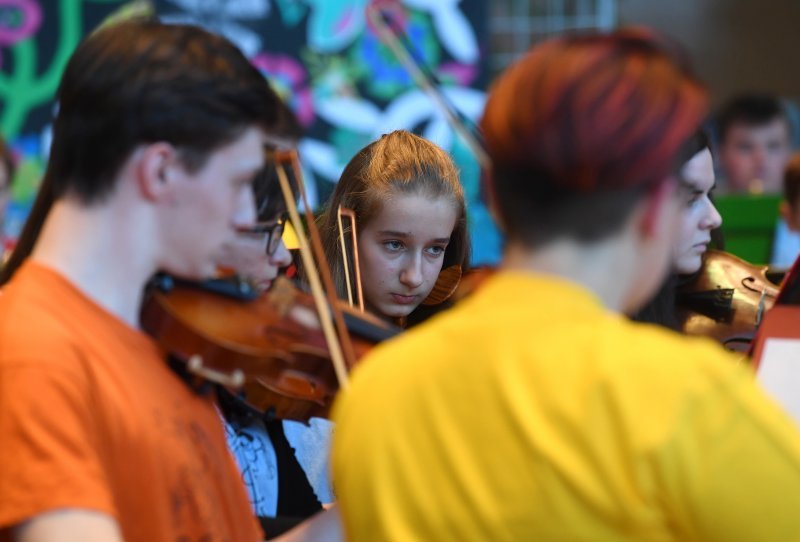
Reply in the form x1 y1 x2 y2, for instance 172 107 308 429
141 274 398 422
678 249 780 351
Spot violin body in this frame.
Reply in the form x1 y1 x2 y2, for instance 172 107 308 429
678 250 780 350
141 275 398 422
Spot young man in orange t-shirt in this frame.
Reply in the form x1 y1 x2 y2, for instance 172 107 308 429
0 20 292 542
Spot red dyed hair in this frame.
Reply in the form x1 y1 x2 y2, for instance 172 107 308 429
483 28 706 192
480 28 707 245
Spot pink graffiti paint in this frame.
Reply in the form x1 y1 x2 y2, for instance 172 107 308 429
0 0 42 46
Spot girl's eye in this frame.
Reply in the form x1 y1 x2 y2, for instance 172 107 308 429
383 240 403 251
426 245 446 257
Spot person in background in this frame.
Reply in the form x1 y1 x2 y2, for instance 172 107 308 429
716 92 793 194
330 29 800 541
634 129 722 329
771 152 800 268
0 19 292 542
214 159 335 539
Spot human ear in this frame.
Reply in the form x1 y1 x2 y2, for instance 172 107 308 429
136 142 179 203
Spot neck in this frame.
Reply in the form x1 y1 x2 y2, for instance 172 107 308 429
31 195 158 328
501 235 642 313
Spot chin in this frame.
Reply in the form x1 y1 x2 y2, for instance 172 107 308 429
674 257 702 276
379 305 415 319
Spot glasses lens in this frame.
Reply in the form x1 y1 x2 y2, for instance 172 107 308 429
266 218 286 256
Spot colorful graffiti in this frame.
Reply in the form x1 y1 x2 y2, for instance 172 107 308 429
0 0 501 264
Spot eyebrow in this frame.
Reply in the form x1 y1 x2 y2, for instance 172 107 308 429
378 230 451 244
678 177 715 195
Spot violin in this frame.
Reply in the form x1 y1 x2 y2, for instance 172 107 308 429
678 249 780 351
141 274 399 422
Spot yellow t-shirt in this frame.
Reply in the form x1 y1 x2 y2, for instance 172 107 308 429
332 270 800 541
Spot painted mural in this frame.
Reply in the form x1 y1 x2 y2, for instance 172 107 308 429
0 0 501 264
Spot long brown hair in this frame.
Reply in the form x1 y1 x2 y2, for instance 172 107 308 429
317 130 470 313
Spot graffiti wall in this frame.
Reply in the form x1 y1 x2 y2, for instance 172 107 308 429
0 0 501 264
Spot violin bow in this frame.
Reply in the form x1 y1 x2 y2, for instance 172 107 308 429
336 205 365 311
365 2 491 171
272 150 357 389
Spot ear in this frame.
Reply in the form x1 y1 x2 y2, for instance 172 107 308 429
637 177 677 239
134 142 180 203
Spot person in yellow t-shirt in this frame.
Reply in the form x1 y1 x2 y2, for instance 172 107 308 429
330 29 800 541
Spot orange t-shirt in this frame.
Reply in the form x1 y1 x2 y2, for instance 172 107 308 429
0 262 261 542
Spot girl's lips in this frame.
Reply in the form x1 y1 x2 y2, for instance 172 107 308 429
391 293 417 305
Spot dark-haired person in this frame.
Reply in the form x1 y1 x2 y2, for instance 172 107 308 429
717 92 793 194
213 161 335 539
330 29 800 541
0 20 296 542
634 129 722 329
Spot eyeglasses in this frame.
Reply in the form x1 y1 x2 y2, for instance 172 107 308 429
235 214 287 256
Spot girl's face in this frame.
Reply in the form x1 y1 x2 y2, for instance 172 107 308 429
673 148 722 275
357 192 458 319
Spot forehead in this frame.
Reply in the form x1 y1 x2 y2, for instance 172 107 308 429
680 148 714 190
205 127 267 172
366 193 458 235
726 117 791 143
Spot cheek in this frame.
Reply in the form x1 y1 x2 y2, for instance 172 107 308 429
358 246 392 289
420 260 445 292
678 209 699 243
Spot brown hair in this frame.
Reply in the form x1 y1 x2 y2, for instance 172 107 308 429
317 130 469 305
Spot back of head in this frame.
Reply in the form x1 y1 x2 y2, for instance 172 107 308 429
480 28 707 247
48 19 285 203
319 130 469 299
